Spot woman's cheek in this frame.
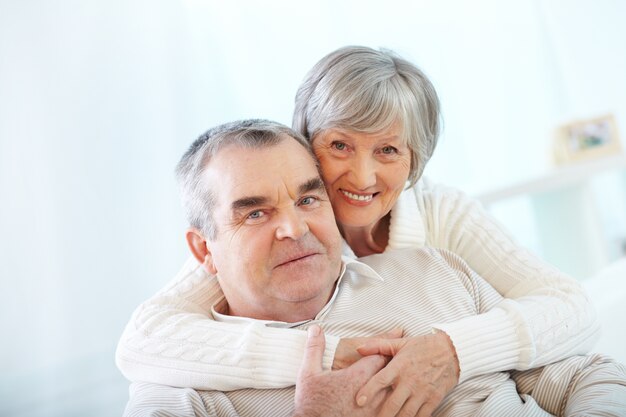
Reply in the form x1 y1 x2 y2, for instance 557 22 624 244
318 156 339 183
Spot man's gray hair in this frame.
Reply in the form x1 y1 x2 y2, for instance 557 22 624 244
293 45 441 186
176 119 315 240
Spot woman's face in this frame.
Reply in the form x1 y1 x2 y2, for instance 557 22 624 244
311 125 412 230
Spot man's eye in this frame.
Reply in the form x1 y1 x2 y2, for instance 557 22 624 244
247 210 264 220
300 196 317 206
331 141 347 151
381 146 397 154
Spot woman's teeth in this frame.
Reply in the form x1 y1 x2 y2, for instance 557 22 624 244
341 190 373 202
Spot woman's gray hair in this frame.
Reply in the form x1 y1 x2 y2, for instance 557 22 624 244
293 46 441 186
176 119 315 240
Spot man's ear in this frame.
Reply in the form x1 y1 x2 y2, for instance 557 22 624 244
186 228 218 275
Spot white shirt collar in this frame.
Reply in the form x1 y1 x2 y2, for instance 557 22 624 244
211 255 382 328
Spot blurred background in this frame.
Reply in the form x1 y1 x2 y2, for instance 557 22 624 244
1 0 625 415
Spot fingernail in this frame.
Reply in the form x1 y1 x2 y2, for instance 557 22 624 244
308 324 320 337
357 395 367 406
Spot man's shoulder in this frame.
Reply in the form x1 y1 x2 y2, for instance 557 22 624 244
359 247 473 283
361 246 458 264
355 248 484 312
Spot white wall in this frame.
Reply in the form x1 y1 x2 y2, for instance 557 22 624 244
1 0 624 415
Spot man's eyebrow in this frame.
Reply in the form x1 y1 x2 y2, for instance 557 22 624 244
230 196 268 212
230 178 324 212
299 177 326 195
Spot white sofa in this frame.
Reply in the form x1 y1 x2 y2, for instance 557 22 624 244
582 258 626 365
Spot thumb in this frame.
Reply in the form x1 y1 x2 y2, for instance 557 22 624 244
356 337 404 357
299 324 326 378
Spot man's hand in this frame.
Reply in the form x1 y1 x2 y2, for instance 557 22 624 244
355 331 460 417
332 328 404 370
293 325 389 417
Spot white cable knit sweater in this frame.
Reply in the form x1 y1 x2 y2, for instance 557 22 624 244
115 179 600 390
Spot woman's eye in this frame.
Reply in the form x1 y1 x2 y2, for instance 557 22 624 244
331 141 347 151
381 146 397 154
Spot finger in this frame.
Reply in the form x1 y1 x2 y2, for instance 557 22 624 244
355 362 396 406
349 354 387 381
397 396 425 417
299 324 325 377
364 383 390 412
415 399 439 417
377 384 412 417
357 337 404 357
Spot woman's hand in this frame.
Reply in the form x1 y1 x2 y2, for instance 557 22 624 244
332 328 404 370
355 331 460 417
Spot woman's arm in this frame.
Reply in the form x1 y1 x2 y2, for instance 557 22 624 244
416 179 601 381
115 257 338 390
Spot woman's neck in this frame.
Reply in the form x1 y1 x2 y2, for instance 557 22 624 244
340 214 391 257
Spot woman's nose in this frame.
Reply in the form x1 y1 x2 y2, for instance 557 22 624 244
348 154 377 189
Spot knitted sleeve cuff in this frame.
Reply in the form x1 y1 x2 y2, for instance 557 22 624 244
432 305 527 383
242 325 340 388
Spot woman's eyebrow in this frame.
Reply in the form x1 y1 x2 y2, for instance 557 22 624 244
375 134 402 143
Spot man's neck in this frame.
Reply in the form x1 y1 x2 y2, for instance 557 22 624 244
219 280 340 324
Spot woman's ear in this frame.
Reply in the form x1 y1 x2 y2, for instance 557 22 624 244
185 228 217 275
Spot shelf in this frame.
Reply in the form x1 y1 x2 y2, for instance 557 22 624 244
473 152 626 279
476 153 626 206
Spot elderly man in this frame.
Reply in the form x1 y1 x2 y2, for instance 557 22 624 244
123 120 626 417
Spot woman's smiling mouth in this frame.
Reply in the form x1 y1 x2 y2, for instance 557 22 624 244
339 189 379 204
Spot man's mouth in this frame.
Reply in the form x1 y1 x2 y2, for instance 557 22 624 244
275 253 318 268
340 189 378 202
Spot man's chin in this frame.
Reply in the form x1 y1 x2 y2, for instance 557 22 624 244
273 277 336 304
271 254 341 300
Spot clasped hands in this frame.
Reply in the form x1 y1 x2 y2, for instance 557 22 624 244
295 325 460 417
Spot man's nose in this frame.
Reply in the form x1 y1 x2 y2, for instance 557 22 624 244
348 154 377 189
275 208 309 240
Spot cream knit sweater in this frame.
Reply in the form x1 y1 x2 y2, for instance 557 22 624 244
116 179 600 390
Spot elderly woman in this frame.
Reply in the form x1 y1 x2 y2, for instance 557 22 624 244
116 46 599 416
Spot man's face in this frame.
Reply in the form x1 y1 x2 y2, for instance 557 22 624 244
202 137 343 322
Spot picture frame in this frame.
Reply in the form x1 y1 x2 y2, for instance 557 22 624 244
553 114 622 165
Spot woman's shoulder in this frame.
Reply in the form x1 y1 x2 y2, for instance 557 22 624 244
403 177 488 247
410 177 474 206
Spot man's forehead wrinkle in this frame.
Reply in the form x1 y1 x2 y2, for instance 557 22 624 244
225 175 272 205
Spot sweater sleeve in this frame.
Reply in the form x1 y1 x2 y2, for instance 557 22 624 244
416 180 601 383
115 257 339 390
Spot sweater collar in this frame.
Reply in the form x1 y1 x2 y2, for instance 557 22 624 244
387 182 426 250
